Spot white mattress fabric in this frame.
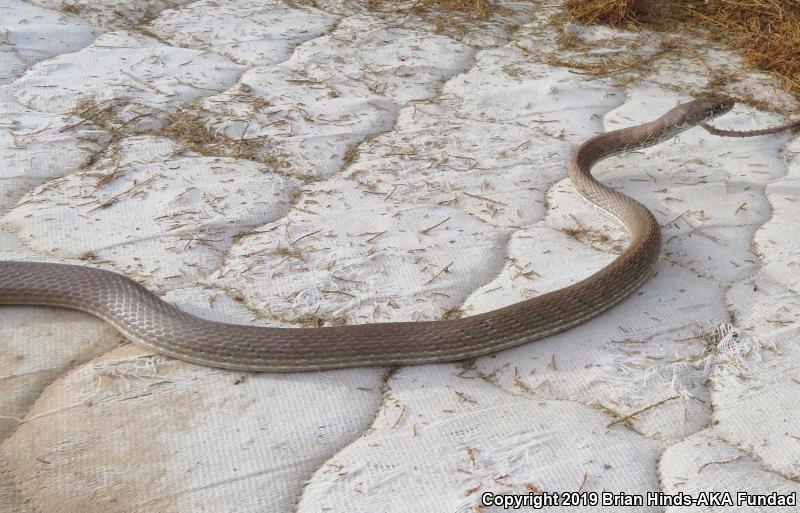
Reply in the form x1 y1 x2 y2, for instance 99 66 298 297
1 1 799 512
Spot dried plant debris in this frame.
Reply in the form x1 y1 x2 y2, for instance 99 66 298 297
64 97 284 165
369 0 495 18
562 0 800 100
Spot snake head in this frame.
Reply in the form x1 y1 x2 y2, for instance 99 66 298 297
685 94 736 124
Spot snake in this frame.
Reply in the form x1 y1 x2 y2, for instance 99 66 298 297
0 95 745 372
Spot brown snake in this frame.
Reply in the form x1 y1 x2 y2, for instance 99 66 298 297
0 95 762 372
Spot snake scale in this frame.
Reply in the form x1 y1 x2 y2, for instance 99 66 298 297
0 95 740 371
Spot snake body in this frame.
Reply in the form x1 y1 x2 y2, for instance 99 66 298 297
0 96 736 372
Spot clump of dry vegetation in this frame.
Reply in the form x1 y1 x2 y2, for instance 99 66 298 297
155 109 238 157
562 0 666 26
700 0 800 96
363 0 522 36
154 103 270 162
369 0 495 18
66 97 274 164
563 0 800 98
